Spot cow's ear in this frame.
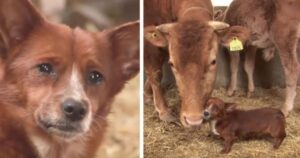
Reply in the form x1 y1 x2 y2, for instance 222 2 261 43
156 23 175 34
0 0 43 53
144 26 168 47
220 25 251 46
108 21 139 81
145 23 175 47
224 103 237 112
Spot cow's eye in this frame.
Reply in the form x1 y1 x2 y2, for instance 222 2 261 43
88 71 104 84
37 63 53 74
210 59 216 65
168 61 174 67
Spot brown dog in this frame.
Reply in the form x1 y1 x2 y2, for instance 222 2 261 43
203 98 286 154
0 0 139 157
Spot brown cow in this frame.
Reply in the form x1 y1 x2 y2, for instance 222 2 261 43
221 0 300 116
144 0 229 127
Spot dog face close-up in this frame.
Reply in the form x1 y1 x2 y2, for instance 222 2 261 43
2 0 300 157
0 0 139 144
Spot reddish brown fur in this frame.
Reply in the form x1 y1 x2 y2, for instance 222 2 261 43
204 98 286 154
174 21 215 67
222 0 300 115
0 0 139 157
144 0 228 127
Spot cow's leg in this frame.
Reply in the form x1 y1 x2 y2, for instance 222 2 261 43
144 45 176 122
272 25 300 116
244 46 257 98
146 69 176 122
144 78 153 105
280 52 299 116
227 51 240 96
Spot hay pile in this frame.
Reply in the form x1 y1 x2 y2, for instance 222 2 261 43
144 87 300 158
97 76 139 158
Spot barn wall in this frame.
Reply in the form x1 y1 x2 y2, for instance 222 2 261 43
215 48 287 89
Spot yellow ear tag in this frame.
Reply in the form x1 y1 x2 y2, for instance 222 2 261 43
151 32 157 38
229 37 243 52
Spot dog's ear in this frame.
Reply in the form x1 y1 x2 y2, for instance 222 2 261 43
205 98 215 108
108 21 139 81
0 0 43 53
224 103 237 112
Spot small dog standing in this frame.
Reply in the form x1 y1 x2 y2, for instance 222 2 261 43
203 98 286 154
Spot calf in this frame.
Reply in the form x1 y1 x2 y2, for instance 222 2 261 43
221 0 300 116
144 0 229 127
204 98 286 154
221 25 259 98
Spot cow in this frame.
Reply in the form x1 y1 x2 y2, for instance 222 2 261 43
144 0 229 128
220 0 300 116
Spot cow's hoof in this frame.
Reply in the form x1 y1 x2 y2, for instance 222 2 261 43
273 144 280 149
280 108 290 117
246 91 253 98
227 89 235 97
220 149 230 154
159 112 177 122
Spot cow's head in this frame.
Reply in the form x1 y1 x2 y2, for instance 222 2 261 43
145 20 229 127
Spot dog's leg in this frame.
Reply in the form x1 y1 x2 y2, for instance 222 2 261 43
272 126 286 149
220 135 235 154
273 134 285 149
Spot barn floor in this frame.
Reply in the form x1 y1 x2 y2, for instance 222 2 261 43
144 87 300 158
97 76 139 158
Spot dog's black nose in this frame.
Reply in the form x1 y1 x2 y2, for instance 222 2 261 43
62 99 86 121
203 111 210 117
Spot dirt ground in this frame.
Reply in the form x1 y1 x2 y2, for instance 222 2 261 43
97 75 139 158
144 87 300 158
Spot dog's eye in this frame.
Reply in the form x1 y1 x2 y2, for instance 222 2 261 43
88 71 104 84
37 63 53 74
